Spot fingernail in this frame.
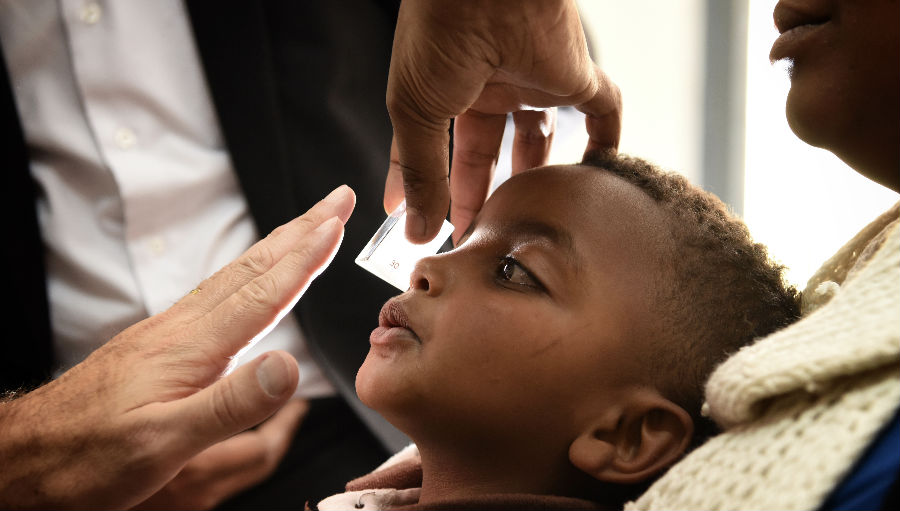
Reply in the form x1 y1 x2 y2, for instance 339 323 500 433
257 354 292 398
405 208 427 242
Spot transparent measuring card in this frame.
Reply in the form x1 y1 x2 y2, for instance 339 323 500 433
355 201 454 291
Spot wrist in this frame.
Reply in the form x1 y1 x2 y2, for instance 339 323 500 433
0 383 146 509
0 390 46 508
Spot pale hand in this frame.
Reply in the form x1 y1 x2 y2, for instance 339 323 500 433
0 186 356 510
130 399 309 510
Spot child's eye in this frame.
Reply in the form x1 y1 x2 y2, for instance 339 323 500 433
496 256 543 290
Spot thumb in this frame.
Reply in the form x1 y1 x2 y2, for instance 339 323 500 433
167 351 299 454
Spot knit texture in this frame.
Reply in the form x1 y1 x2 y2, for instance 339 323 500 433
628 203 900 510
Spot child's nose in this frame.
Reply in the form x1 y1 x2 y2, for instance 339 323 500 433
409 255 445 295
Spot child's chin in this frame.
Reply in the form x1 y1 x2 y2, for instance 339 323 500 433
355 353 423 430
356 353 407 409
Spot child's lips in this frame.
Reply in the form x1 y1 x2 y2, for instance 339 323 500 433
373 298 422 345
369 325 421 348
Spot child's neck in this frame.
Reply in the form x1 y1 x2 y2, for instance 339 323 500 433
414 437 587 505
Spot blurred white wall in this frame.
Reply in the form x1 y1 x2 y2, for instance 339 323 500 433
576 0 706 183
493 1 705 190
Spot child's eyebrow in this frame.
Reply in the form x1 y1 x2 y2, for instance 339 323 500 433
505 219 575 257
458 218 576 262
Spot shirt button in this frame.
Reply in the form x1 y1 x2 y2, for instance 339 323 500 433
148 236 167 256
114 127 137 149
79 2 102 24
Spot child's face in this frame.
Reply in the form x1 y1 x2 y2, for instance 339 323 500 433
356 165 669 452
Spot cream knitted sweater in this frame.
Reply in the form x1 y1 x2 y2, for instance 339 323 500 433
628 203 900 510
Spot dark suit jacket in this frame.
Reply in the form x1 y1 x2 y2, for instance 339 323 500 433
1 0 407 451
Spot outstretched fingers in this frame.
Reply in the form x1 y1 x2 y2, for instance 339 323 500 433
173 185 355 322
192 216 345 363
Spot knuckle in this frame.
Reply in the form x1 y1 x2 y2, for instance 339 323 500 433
385 86 405 117
238 273 280 310
513 111 554 144
514 128 550 146
402 172 447 196
453 148 497 168
386 77 451 134
386 72 429 120
210 380 243 430
294 214 319 233
385 82 419 124
238 244 277 277
515 128 552 146
266 223 289 239
607 81 623 107
391 149 447 183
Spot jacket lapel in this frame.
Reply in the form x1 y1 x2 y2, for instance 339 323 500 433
1 47 54 390
185 0 297 236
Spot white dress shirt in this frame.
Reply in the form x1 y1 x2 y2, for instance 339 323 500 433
0 0 334 397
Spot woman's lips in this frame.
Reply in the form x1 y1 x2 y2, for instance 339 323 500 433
770 23 827 62
770 1 831 62
773 1 830 34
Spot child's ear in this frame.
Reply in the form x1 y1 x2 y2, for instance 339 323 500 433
568 394 693 484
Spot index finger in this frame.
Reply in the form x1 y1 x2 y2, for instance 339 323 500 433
384 19 489 244
174 185 356 321
193 216 345 360
449 110 507 243
576 64 623 155
386 116 452 244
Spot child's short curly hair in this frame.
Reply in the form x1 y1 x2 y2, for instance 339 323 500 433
582 151 801 445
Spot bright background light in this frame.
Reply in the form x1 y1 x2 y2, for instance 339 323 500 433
559 0 899 289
